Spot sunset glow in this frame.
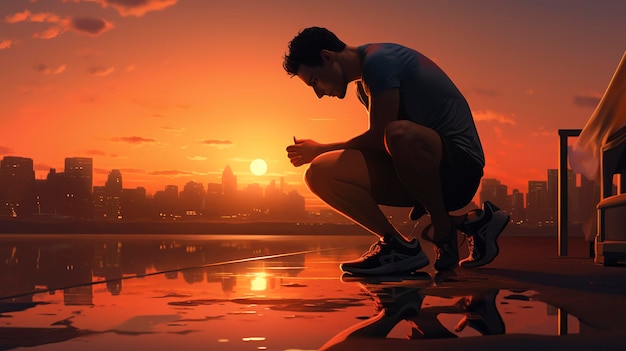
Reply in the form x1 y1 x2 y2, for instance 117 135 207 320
250 158 268 176
1 1 625 209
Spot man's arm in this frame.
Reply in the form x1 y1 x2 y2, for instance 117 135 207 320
287 88 400 167
324 87 401 151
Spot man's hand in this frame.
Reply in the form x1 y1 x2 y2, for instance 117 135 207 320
286 138 325 167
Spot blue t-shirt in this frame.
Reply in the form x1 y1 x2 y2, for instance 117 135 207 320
357 43 485 167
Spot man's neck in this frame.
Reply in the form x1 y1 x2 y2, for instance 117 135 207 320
337 46 362 82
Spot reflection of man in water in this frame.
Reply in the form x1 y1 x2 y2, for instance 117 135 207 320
283 27 509 275
319 286 505 351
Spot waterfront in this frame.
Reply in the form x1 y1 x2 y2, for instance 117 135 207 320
1 233 625 350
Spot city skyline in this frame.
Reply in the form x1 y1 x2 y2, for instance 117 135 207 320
1 154 600 227
1 1 625 204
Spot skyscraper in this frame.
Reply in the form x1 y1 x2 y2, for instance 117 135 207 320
222 165 237 197
104 170 122 220
479 178 509 212
0 156 35 217
64 157 93 218
180 181 205 215
65 157 93 193
511 189 525 223
527 180 548 225
153 185 179 218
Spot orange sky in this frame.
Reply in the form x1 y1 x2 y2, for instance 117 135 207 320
1 0 625 209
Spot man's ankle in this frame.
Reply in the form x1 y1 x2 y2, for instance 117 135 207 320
432 221 456 244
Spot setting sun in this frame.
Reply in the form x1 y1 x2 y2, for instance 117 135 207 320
250 159 268 176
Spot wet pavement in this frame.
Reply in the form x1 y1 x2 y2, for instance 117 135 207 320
1 233 625 350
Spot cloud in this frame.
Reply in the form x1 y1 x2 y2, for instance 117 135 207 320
573 94 601 108
5 10 60 24
201 139 234 149
0 146 13 155
229 157 251 163
202 139 232 145
35 64 66 75
0 40 12 49
7 10 113 39
6 10 66 39
85 0 178 17
70 17 113 35
161 126 185 132
187 156 207 161
111 136 155 144
29 12 62 23
119 168 145 174
472 110 516 125
149 170 194 176
5 10 34 23
85 149 107 156
33 25 66 39
89 66 115 77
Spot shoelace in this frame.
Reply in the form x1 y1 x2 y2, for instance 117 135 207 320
467 235 484 260
466 235 477 259
361 240 385 259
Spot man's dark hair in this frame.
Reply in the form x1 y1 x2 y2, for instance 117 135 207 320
283 27 347 76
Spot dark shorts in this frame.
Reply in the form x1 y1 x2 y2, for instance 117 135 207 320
362 135 483 214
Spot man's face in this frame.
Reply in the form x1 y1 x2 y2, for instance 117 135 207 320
296 53 347 99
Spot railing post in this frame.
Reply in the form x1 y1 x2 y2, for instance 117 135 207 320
557 129 582 257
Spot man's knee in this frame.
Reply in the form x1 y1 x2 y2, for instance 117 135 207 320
304 150 369 195
384 120 413 152
304 156 331 194
385 120 440 159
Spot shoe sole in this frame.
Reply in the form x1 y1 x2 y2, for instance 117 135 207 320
340 251 430 275
340 271 432 284
460 211 510 268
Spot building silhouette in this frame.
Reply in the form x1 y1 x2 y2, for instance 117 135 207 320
2 154 604 227
205 182 223 217
154 185 179 219
180 181 205 216
222 165 237 196
104 169 122 220
0 156 35 218
510 189 525 223
63 157 93 218
121 187 147 220
221 165 238 215
479 178 509 213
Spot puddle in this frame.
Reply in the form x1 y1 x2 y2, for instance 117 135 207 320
377 289 582 340
0 234 607 350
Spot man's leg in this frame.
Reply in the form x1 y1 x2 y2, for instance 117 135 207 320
304 149 408 241
305 149 429 275
384 121 453 243
384 120 459 271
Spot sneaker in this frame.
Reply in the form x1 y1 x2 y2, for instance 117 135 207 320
370 286 424 320
340 235 429 275
459 201 510 268
454 290 505 335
